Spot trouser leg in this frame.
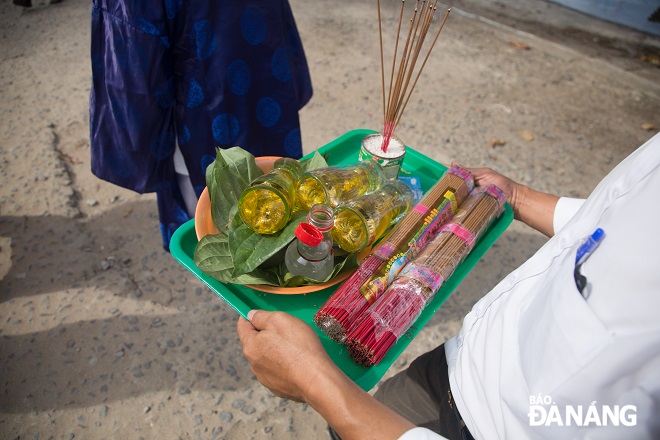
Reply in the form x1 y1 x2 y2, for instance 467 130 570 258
328 344 472 440
373 344 470 439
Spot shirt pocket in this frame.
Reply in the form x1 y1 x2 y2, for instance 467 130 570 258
518 249 613 395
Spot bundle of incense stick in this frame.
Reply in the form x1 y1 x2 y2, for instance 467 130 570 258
314 165 474 343
346 184 506 366
377 0 451 152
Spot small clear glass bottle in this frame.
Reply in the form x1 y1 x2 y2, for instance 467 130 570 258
238 158 303 234
285 204 335 282
296 160 385 211
331 180 415 253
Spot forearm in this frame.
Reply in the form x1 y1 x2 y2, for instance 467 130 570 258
513 184 559 237
305 361 415 440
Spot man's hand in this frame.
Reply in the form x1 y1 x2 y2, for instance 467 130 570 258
236 310 334 402
469 166 522 214
236 310 416 439
468 165 559 237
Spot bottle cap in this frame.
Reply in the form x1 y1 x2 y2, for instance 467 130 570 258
295 222 323 246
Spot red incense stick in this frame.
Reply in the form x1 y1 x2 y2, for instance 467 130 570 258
314 165 473 343
346 185 506 366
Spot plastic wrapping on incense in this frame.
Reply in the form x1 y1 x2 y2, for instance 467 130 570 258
346 184 506 367
314 165 474 343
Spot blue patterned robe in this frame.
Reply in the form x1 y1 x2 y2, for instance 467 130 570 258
89 0 313 249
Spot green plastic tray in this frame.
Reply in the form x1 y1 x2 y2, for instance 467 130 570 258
170 129 513 391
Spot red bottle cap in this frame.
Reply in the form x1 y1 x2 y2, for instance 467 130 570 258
295 223 323 246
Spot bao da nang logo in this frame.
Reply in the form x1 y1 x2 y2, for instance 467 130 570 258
528 395 637 427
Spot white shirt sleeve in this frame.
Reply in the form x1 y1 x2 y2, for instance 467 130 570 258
397 427 449 440
552 196 585 234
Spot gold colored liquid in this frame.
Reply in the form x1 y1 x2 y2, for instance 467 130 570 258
332 209 368 253
239 188 287 235
332 207 396 253
331 181 412 252
372 211 394 242
238 158 301 234
297 177 328 210
298 167 382 210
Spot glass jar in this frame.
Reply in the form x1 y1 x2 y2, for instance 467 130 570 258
331 180 415 253
296 160 385 211
238 158 302 234
359 132 406 179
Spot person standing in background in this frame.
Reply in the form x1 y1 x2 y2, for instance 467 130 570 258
89 1 313 250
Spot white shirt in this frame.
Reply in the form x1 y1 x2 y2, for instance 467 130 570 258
400 132 660 439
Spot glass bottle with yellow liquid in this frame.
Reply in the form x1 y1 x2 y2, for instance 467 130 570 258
331 180 415 253
296 160 385 211
238 158 302 234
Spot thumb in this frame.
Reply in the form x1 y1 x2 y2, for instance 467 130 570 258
247 309 269 330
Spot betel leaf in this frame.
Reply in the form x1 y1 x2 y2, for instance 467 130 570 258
194 233 280 285
195 230 361 287
229 210 307 276
207 147 264 232
300 149 328 172
196 146 358 287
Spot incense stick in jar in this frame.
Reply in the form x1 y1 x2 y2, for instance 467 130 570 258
346 184 506 366
377 1 451 153
314 165 474 343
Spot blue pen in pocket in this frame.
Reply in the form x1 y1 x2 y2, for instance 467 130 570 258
574 228 605 299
